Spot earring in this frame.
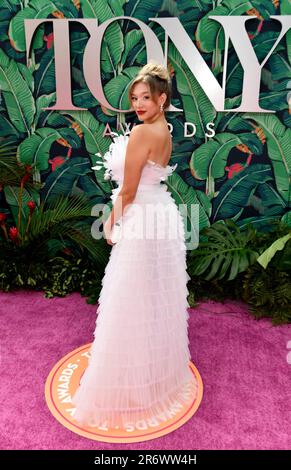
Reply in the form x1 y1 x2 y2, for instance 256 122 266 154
160 103 164 112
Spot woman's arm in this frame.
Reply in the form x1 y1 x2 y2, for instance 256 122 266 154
104 125 150 236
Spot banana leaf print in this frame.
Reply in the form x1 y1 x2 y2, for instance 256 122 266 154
41 157 94 205
103 66 141 110
236 215 284 231
211 164 274 221
79 0 124 74
8 0 80 52
0 0 290 255
34 48 56 98
242 113 291 204
195 0 255 74
167 172 210 245
123 0 164 35
0 48 35 134
255 182 287 216
18 127 67 170
4 185 36 228
190 132 263 197
281 211 291 226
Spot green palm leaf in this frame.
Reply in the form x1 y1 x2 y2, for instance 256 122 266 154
0 139 41 190
121 30 143 67
166 172 210 249
0 48 35 134
42 157 92 205
78 174 109 204
80 0 123 74
191 132 262 198
0 142 21 185
195 1 253 53
25 193 108 264
212 164 274 221
188 219 258 280
190 132 241 180
8 0 58 52
103 66 140 110
255 183 287 216
8 0 64 51
257 233 291 269
34 92 56 127
27 193 90 238
34 48 55 98
281 211 291 227
4 186 31 228
48 219 108 266
17 127 63 171
243 113 291 203
122 0 163 35
237 215 283 231
0 112 19 137
268 54 291 81
59 110 106 156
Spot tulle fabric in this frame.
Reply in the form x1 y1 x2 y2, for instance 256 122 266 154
71 135 198 429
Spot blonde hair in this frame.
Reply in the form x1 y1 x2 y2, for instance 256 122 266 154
128 61 172 110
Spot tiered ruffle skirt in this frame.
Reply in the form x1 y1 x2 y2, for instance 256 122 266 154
71 186 197 429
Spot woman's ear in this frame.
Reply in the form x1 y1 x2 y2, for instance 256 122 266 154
160 92 167 105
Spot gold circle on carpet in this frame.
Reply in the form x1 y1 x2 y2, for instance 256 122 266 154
45 344 203 443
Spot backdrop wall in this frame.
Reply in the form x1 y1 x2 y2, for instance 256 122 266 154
0 0 290 241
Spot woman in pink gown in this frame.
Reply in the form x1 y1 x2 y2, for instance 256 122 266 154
71 62 198 431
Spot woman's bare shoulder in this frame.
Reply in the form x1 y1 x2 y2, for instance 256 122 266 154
130 123 151 136
129 123 169 148
128 124 152 145
127 124 151 156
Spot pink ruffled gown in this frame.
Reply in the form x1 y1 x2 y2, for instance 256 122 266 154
71 132 198 430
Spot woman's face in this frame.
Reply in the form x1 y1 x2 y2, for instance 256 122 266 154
130 82 165 124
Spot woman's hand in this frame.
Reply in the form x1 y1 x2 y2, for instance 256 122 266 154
103 219 116 246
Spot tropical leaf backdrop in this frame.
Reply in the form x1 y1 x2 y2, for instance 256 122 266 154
0 0 290 247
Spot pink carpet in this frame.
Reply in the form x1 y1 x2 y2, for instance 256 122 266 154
0 290 290 450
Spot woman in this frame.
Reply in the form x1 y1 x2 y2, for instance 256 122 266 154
71 62 198 431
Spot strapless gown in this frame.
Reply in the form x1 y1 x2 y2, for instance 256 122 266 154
71 132 198 430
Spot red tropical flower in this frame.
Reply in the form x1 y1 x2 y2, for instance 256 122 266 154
21 174 30 185
48 156 66 171
27 201 36 214
9 226 18 241
0 213 7 224
225 163 245 179
44 32 54 49
25 164 33 173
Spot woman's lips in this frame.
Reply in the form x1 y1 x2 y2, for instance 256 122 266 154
137 111 146 114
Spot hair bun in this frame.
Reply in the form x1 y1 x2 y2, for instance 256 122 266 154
138 61 170 82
